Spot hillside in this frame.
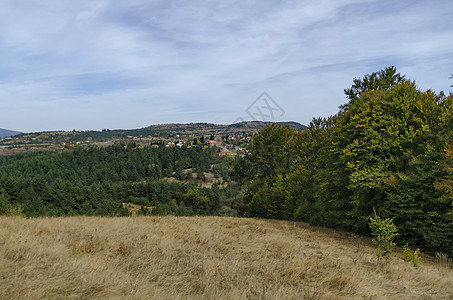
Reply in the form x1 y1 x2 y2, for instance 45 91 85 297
0 121 305 155
1 216 451 299
0 128 21 138
229 121 307 130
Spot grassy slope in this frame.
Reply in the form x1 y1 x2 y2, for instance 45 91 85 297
0 216 451 299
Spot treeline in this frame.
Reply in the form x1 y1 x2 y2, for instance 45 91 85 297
233 67 453 256
0 143 244 217
69 128 168 142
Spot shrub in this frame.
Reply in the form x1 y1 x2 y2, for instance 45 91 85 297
402 244 421 267
303 288 318 299
0 189 25 217
218 206 238 217
369 211 398 261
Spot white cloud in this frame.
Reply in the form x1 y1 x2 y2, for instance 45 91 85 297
0 0 452 132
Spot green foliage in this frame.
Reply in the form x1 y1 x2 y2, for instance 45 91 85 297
182 188 211 215
0 189 25 217
0 144 243 217
235 123 297 218
343 66 405 105
218 206 238 217
249 123 295 181
151 203 172 216
435 141 453 217
303 288 318 300
402 244 421 267
236 70 452 255
369 212 398 261
319 69 453 253
136 205 152 216
196 167 206 181
235 67 453 256
0 189 12 215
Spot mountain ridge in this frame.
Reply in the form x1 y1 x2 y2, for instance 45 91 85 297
145 121 306 131
14 121 306 135
228 121 306 130
0 128 21 138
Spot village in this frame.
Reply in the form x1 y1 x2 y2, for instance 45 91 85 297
153 134 251 157
0 126 254 157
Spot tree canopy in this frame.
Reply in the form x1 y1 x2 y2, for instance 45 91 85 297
235 67 453 256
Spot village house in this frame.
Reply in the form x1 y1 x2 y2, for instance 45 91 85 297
219 150 235 156
207 140 222 147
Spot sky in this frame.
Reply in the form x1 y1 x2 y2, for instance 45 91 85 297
0 0 452 132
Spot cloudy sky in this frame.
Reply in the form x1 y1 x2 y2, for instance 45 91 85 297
0 0 452 132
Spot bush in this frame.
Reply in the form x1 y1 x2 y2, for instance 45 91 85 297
136 206 152 216
218 206 238 217
402 244 421 267
369 211 398 261
0 189 25 217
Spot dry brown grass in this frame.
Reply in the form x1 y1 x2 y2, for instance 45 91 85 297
0 216 451 299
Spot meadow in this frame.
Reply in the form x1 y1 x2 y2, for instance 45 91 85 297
1 216 451 299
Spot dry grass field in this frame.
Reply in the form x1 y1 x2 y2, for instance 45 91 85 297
0 216 451 299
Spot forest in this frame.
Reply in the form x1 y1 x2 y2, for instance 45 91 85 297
232 67 453 256
0 67 452 257
0 142 244 217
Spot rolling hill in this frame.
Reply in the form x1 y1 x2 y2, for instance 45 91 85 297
1 216 451 299
229 120 307 130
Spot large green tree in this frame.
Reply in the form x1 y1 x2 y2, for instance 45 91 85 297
248 123 295 181
241 123 295 218
342 66 406 110
321 74 453 253
435 141 453 225
233 67 453 255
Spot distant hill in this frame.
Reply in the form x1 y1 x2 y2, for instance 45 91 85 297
144 121 307 133
229 121 307 130
5 121 306 144
146 123 220 131
0 128 21 138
